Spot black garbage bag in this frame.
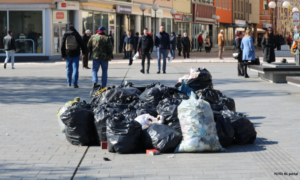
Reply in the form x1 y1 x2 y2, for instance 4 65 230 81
100 87 142 105
182 68 213 91
168 87 189 100
89 84 103 102
221 110 257 145
214 113 235 147
156 98 182 134
197 88 220 104
139 84 170 106
134 100 158 117
107 113 143 154
142 124 182 153
216 91 236 111
61 101 99 146
94 103 128 142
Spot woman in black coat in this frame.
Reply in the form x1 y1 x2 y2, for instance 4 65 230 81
235 32 244 76
177 34 182 56
261 27 277 63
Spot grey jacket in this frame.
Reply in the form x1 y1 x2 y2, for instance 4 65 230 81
3 34 16 51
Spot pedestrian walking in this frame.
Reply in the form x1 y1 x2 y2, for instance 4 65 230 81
181 32 190 59
218 29 225 59
287 34 293 49
88 26 113 88
155 25 170 74
123 31 136 66
240 28 256 78
261 27 277 63
177 34 182 56
275 32 284 50
137 28 153 74
205 35 211 53
3 30 16 69
134 32 139 53
197 33 203 52
235 31 244 76
170 32 176 60
82 29 91 69
61 24 86 88
108 34 114 59
121 31 127 59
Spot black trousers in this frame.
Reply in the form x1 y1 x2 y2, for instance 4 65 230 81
82 50 89 68
198 43 203 51
178 48 182 56
237 62 244 75
141 52 151 70
183 47 190 58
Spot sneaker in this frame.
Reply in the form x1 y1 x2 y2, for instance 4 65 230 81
92 82 97 88
157 71 160 74
4 63 6 69
68 84 71 87
163 71 166 74
140 69 145 74
129 61 132 66
74 85 79 88
244 75 250 78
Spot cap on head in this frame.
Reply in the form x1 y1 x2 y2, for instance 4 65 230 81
98 26 106 31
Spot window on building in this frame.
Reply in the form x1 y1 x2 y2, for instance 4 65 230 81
0 11 7 53
229 0 231 10
238 1 240 12
82 11 93 35
263 0 268 10
167 19 171 34
241 2 243 13
225 0 227 9
9 11 43 54
246 3 247 13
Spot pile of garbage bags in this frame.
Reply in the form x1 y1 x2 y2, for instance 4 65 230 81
56 67 257 154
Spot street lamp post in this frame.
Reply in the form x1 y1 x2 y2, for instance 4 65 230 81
283 1 291 39
268 1 276 34
215 15 220 34
140 4 147 31
170 9 176 33
152 4 159 40
127 14 130 31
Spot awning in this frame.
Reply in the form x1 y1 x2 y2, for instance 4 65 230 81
232 24 250 27
235 28 265 33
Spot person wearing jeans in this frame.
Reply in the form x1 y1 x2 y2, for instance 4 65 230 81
3 30 16 69
66 56 79 86
123 31 136 66
155 26 170 74
88 26 113 88
170 32 176 60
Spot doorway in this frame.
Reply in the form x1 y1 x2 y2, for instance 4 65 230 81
116 15 125 54
53 24 67 55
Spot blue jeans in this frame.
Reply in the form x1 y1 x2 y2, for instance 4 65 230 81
126 51 132 62
66 56 79 86
171 49 175 58
157 48 168 71
92 59 108 87
4 50 15 68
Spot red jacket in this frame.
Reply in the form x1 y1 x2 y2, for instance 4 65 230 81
198 35 203 43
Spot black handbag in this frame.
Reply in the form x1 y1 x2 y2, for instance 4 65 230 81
252 56 260 65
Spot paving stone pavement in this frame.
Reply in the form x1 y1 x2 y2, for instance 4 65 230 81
1 62 300 180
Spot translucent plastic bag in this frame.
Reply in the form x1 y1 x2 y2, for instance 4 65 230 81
168 52 172 62
175 92 224 152
133 51 140 60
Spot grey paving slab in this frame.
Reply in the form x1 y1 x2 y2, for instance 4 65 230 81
1 62 300 180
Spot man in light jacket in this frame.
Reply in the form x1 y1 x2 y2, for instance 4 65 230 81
155 26 170 74
123 31 136 66
218 29 226 59
3 30 16 69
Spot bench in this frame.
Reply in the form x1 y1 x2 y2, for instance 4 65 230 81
248 63 300 83
286 76 300 87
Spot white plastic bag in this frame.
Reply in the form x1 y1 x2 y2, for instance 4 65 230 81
175 92 224 152
133 51 140 60
135 114 162 129
168 52 172 62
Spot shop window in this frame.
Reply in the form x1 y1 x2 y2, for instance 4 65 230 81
109 15 114 24
0 11 7 53
82 11 93 35
263 0 268 10
9 11 43 54
102 14 109 34
167 19 171 34
94 12 101 33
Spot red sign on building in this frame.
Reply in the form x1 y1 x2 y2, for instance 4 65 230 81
56 12 64 19
61 3 66 8
174 14 183 21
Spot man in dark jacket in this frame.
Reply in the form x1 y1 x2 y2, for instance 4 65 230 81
61 24 86 88
123 31 136 66
121 31 127 59
137 28 153 74
177 34 182 56
155 25 170 74
82 29 91 69
181 32 190 59
3 30 16 69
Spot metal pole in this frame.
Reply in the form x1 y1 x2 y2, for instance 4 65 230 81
127 15 130 31
143 11 145 31
275 0 277 35
272 9 273 33
155 11 156 37
285 9 287 40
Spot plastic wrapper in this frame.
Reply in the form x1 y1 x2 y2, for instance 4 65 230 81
142 124 182 153
60 100 99 146
178 82 194 97
175 92 224 152
57 97 80 133
93 103 127 142
214 113 235 147
135 114 161 129
221 110 257 145
139 84 170 106
107 113 143 154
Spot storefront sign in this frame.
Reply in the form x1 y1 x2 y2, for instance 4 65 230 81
151 9 163 18
57 1 80 10
235 19 246 25
263 23 272 28
293 11 299 25
53 11 68 23
174 14 183 21
116 5 132 14
183 15 191 22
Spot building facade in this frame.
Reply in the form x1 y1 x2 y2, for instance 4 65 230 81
0 0 174 61
249 0 260 45
173 0 192 40
215 0 233 46
192 0 216 48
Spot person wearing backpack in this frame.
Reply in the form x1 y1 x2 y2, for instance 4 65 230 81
61 24 86 88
